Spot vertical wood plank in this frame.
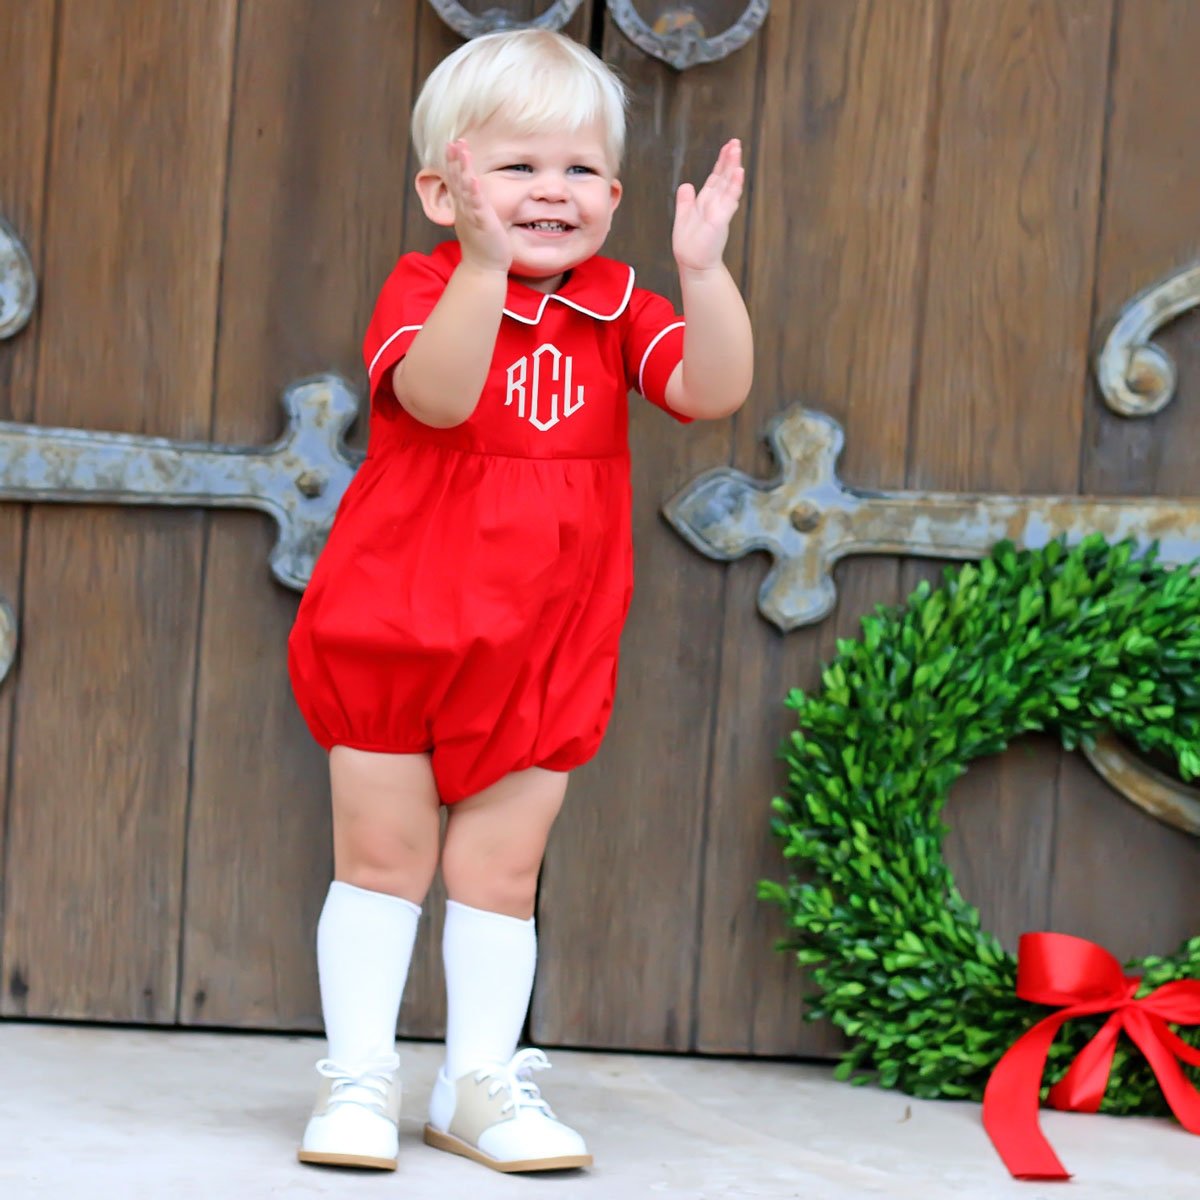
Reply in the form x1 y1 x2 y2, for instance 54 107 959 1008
904 0 1112 954
1 0 236 1021
181 0 424 1031
531 17 760 1050
0 0 56 1001
695 0 939 1056
1049 0 1200 957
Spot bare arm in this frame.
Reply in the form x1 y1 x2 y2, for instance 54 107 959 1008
392 141 512 429
667 263 753 420
663 140 754 420
393 262 507 428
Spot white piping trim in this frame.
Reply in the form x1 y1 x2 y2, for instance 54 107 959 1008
503 265 636 325
367 324 423 380
637 321 686 396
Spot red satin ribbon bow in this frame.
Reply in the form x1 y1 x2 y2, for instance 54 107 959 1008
982 931 1200 1180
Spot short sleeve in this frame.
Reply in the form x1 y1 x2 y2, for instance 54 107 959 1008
362 252 449 407
621 287 690 423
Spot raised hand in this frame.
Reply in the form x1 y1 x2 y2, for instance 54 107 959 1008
672 138 744 273
444 139 511 274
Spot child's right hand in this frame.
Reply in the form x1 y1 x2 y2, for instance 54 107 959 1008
445 140 511 275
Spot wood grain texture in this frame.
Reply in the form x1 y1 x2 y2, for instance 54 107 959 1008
1 0 236 1020
1049 0 1200 958
181 0 423 1031
903 0 1112 954
4 0 1194 1047
530 14 759 1052
0 0 55 999
695 0 939 1056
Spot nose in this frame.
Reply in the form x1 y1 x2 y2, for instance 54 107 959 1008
530 171 569 202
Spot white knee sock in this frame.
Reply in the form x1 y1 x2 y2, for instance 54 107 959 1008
442 899 537 1078
317 880 421 1069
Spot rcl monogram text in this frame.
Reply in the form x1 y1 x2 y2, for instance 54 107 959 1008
505 344 584 431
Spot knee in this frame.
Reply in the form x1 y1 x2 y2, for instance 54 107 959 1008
335 823 441 900
340 822 436 867
339 861 437 902
440 844 542 918
324 750 443 902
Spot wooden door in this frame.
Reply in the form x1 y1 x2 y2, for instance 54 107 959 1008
0 0 1196 1058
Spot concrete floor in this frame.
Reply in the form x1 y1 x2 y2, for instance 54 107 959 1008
3 1023 1196 1199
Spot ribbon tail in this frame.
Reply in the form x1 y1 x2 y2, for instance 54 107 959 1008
1046 1013 1122 1113
983 1013 1074 1180
1127 1012 1200 1135
1148 1017 1200 1068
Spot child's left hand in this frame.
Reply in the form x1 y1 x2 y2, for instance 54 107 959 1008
673 139 744 273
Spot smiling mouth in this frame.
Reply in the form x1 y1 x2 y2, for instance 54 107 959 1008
519 221 574 233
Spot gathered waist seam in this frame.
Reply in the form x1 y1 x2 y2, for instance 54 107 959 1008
368 438 631 463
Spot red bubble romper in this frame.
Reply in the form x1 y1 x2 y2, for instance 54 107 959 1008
288 240 688 803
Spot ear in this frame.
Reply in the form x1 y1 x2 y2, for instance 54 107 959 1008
414 168 456 228
609 177 623 214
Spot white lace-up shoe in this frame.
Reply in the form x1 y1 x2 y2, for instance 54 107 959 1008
424 1047 592 1173
297 1054 401 1170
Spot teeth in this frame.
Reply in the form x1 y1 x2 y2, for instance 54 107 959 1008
525 221 569 232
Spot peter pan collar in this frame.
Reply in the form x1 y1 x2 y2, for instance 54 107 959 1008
431 240 635 325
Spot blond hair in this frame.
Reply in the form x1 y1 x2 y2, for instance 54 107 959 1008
411 30 627 172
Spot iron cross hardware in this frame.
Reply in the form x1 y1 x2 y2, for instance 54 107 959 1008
663 260 1200 839
662 405 1200 633
0 373 361 592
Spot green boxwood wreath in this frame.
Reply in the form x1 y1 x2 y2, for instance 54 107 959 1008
760 535 1200 1114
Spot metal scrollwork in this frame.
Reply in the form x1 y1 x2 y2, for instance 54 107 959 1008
425 1 769 69
427 0 584 37
0 600 16 684
1095 261 1200 417
608 0 769 70
1083 261 1200 835
1083 733 1200 839
0 216 36 340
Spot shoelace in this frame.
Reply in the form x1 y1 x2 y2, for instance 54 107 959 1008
316 1053 400 1115
473 1047 555 1117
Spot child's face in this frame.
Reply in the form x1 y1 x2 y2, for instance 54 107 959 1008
455 117 622 291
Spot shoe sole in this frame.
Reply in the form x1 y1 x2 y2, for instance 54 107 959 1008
297 1149 397 1171
423 1124 592 1173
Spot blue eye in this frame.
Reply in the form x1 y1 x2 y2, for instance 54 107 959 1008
567 165 596 176
503 164 533 173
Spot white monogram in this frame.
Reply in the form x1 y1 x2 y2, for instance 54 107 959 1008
504 343 584 432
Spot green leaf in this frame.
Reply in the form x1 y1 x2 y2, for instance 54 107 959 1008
765 535 1200 1115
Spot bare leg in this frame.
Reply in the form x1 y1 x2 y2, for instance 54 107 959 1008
330 747 442 902
441 765 568 917
426 768 591 1171
302 749 444 1169
437 767 567 1075
319 747 442 1059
